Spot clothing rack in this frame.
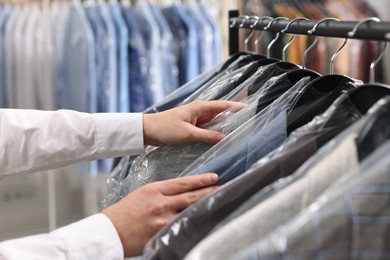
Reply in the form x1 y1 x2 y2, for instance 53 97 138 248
228 11 390 55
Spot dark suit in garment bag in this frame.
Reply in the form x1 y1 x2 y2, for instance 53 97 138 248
142 76 316 259
142 78 362 260
232 102 390 259
103 65 300 206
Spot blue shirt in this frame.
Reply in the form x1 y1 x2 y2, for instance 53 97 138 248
84 3 103 113
199 2 221 66
170 4 199 83
59 2 97 112
121 5 150 111
98 1 117 113
149 3 178 96
108 1 130 112
161 6 188 86
186 110 287 184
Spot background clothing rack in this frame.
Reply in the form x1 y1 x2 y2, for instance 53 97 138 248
228 11 390 55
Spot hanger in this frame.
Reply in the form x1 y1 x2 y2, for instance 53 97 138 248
247 17 310 97
249 17 321 113
241 16 290 66
225 16 269 65
346 17 390 113
348 17 381 83
278 16 322 86
344 18 390 160
244 16 260 52
279 16 321 83
254 16 272 54
263 17 288 58
281 17 309 62
285 17 360 134
218 16 265 72
302 17 339 70
241 16 280 64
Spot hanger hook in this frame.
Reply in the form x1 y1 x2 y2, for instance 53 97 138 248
302 18 340 69
370 41 388 83
329 36 348 74
348 17 382 82
281 17 309 62
237 16 251 52
238 15 250 28
347 17 381 38
244 16 260 52
253 16 273 54
264 17 288 58
229 16 239 28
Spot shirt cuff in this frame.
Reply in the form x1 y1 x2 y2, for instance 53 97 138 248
52 213 124 260
93 113 145 158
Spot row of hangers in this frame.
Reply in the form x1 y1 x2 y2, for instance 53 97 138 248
228 15 390 148
231 15 389 82
231 16 390 82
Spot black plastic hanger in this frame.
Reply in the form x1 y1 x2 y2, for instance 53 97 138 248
286 74 358 134
251 18 322 113
356 96 390 161
284 18 361 134
313 18 390 149
225 16 285 69
256 68 321 113
349 84 390 114
344 17 390 160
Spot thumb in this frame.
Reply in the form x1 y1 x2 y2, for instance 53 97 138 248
189 127 226 144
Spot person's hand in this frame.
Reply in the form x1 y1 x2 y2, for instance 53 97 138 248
142 100 244 146
101 173 219 257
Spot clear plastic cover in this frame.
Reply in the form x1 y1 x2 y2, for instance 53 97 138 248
178 60 257 104
185 129 362 260
102 64 283 207
177 76 311 184
231 133 390 260
109 55 253 174
144 63 221 113
142 87 365 260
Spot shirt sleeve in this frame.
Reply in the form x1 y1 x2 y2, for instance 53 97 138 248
0 213 124 260
0 109 145 177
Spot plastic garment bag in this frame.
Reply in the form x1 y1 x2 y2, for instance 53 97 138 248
207 90 368 234
142 82 363 260
231 111 390 259
106 54 252 192
188 96 390 260
178 77 313 185
178 59 260 104
142 77 315 259
101 67 284 207
187 122 364 260
144 63 221 114
143 53 258 113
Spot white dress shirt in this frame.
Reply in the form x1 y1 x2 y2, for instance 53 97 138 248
0 109 145 260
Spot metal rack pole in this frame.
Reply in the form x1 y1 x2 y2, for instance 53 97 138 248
230 18 390 41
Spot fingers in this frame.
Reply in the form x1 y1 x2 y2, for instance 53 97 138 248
169 185 220 210
189 127 226 144
158 173 219 196
192 100 246 124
